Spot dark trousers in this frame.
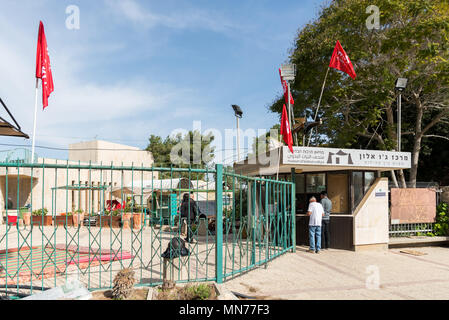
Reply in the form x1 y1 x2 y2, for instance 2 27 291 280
185 219 194 242
321 219 330 249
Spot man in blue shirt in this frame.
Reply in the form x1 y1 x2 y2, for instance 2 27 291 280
320 191 332 250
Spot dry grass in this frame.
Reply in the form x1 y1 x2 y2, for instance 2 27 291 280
91 288 149 300
155 283 217 300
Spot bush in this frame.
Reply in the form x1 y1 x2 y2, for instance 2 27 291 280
32 208 48 216
180 284 213 300
434 202 449 236
112 268 136 300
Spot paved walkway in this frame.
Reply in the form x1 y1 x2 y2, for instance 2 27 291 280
223 245 449 300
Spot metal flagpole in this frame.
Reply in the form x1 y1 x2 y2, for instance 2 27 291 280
31 78 39 163
287 81 298 146
276 146 281 180
307 67 330 146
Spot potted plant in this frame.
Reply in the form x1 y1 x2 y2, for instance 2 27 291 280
55 212 73 226
72 209 84 227
32 208 51 226
132 206 143 229
121 202 133 229
110 209 122 228
20 207 31 226
98 210 111 228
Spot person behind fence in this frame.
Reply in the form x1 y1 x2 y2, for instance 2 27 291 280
307 196 324 254
180 192 199 243
320 191 332 250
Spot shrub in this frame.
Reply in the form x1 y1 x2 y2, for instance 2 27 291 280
181 284 212 300
434 202 449 236
112 268 136 300
32 208 48 216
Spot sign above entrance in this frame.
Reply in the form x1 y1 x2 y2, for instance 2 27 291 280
283 146 411 169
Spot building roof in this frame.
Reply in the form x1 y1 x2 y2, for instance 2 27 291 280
234 146 412 176
0 98 29 138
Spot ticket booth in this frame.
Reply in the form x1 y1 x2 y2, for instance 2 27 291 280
234 146 411 251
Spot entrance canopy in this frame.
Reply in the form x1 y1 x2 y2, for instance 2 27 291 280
233 146 412 176
0 98 29 138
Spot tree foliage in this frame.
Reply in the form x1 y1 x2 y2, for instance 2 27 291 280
269 0 449 187
146 131 215 179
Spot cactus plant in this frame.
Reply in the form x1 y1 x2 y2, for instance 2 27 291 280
112 268 136 300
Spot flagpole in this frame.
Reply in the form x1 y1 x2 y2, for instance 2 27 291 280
276 145 281 180
307 67 330 146
31 78 39 163
287 81 298 146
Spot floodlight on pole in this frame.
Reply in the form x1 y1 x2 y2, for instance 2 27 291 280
395 77 408 152
231 104 243 162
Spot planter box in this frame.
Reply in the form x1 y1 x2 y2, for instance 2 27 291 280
98 216 121 228
54 216 73 226
31 216 52 226
148 282 238 300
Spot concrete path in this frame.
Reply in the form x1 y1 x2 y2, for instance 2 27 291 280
223 245 449 300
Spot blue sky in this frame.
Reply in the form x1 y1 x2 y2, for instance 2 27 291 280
0 0 327 165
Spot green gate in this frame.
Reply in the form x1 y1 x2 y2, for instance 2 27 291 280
0 162 294 299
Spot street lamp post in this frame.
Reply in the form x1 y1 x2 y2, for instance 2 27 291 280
232 104 243 162
395 78 408 152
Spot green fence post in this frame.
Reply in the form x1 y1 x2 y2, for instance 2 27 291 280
251 180 256 266
291 168 296 253
215 164 223 283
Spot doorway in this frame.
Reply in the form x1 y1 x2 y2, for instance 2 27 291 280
327 173 349 214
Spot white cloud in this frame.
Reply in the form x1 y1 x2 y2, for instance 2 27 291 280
0 8 206 156
105 0 238 34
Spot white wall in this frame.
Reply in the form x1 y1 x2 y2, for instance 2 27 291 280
353 178 389 246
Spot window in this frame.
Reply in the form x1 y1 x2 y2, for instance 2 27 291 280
364 172 376 192
353 171 376 208
352 172 364 206
295 174 305 194
306 173 326 194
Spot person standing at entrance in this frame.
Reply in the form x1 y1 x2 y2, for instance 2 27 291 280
320 191 332 250
306 196 324 254
180 192 199 243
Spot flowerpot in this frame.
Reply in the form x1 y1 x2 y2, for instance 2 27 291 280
111 216 121 228
44 216 52 226
31 216 52 226
7 216 17 226
122 212 132 229
55 216 73 226
98 216 111 227
132 213 142 229
23 212 31 226
72 212 85 227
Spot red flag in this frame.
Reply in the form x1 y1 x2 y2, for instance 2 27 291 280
329 40 356 80
36 21 54 109
280 104 293 153
279 68 294 105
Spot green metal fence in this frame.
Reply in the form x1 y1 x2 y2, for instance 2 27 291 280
0 161 294 299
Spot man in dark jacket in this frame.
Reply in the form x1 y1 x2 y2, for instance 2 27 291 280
320 191 332 250
180 192 200 242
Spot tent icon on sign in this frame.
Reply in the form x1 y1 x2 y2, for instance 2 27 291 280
327 150 353 165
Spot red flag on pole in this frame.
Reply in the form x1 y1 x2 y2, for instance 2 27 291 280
279 68 294 105
280 104 293 153
329 40 356 80
36 21 54 109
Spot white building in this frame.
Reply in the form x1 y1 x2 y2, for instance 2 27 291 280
0 140 157 221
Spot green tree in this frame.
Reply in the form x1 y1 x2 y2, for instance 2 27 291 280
268 0 449 188
146 130 215 180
